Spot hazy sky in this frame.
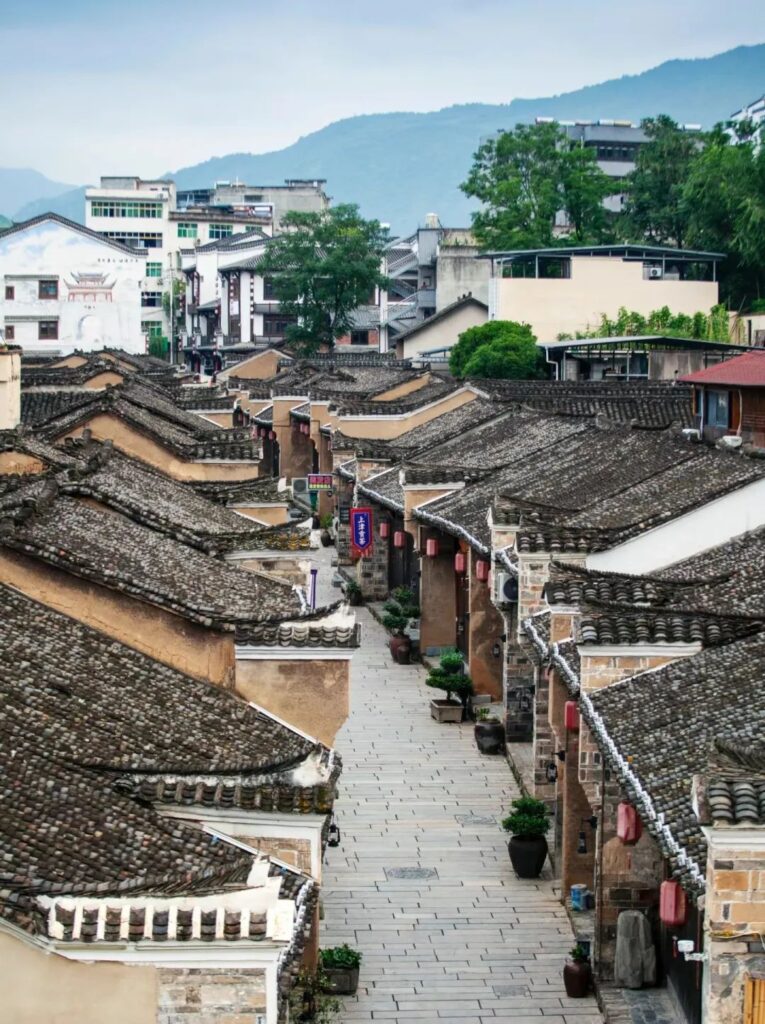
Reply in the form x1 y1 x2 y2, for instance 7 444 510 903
2 0 764 183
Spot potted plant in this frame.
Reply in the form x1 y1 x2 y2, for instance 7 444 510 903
426 649 473 723
345 579 362 606
502 796 550 878
563 944 592 998
320 944 362 996
290 967 341 1021
474 707 505 754
319 513 334 547
382 587 420 664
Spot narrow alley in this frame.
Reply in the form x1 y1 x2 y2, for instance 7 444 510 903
320 593 603 1024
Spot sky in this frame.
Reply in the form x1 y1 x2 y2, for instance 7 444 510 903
1 0 764 183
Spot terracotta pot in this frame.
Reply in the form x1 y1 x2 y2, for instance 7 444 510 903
474 719 505 754
320 529 333 547
322 965 360 996
563 960 591 998
430 699 463 723
508 835 548 878
389 635 411 664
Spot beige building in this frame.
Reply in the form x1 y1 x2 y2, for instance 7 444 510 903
394 295 487 362
483 244 722 342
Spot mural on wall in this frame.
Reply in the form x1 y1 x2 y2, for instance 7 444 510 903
65 272 116 303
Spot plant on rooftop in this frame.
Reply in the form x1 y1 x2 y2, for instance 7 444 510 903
502 796 550 878
449 320 544 380
256 204 390 356
426 648 473 722
571 303 730 342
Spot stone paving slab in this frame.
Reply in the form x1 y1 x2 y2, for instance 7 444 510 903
315 558 603 1024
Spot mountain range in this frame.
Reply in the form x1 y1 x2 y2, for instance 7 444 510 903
6 43 765 233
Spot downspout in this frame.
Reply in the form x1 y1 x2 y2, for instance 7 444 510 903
544 346 560 381
595 763 605 981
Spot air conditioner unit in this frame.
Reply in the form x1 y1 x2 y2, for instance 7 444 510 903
649 267 663 279
495 571 519 604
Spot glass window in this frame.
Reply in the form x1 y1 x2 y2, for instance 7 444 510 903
90 200 163 218
145 262 162 278
263 277 277 300
103 231 162 249
141 320 163 339
38 280 58 299
350 330 370 346
4 325 15 340
38 320 58 340
177 222 198 238
4 285 14 300
141 291 163 308
208 223 233 240
706 389 730 428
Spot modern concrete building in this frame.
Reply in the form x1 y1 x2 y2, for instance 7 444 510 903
0 214 145 355
176 179 330 231
482 244 722 342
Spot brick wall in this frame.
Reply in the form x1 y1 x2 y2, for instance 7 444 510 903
356 503 390 600
158 967 267 1024
533 666 555 805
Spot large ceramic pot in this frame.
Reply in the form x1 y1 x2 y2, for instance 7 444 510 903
474 719 505 754
389 635 411 664
320 529 333 547
563 960 591 998
508 835 548 878
322 965 360 996
430 699 463 723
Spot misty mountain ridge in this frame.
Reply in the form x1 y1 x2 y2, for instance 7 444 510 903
7 43 765 233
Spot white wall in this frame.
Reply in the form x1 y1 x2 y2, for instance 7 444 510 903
0 220 145 354
587 477 765 575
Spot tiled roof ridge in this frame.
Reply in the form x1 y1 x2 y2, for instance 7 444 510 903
547 557 730 590
710 736 765 778
578 597 765 628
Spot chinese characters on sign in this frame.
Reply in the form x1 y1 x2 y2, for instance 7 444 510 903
307 474 333 492
350 506 374 557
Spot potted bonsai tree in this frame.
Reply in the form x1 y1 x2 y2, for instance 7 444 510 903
319 513 334 547
382 587 420 664
426 649 473 723
344 579 362 606
320 944 362 996
474 707 505 754
502 796 550 878
563 944 592 998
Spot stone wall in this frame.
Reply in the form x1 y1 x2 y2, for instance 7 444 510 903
467 551 503 699
158 967 267 1024
355 508 390 601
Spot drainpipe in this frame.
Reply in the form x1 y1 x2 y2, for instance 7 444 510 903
544 346 560 381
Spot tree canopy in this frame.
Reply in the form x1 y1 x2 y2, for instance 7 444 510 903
449 321 542 380
460 122 614 250
257 203 389 355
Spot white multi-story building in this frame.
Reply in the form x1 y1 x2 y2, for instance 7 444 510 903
0 213 145 355
730 94 765 137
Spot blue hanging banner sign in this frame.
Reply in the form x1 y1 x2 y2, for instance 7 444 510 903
350 506 374 556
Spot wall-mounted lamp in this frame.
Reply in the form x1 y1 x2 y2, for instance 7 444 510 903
545 761 558 783
555 750 566 763
492 641 502 658
327 818 341 848
577 830 588 854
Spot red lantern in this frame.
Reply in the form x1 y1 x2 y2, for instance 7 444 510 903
564 700 580 731
476 559 489 582
379 521 390 539
659 880 687 927
393 530 405 549
454 552 466 574
617 802 642 845
425 538 439 558
268 430 276 440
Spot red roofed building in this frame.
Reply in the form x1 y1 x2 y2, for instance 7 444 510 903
681 350 765 447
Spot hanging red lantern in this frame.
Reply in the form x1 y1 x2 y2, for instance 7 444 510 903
617 802 642 845
476 559 489 582
379 521 390 539
564 701 580 731
454 552 466 574
659 880 687 927
268 430 276 440
393 530 405 549
425 538 439 558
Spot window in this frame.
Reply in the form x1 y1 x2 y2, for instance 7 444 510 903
208 223 233 240
90 200 163 218
4 285 14 300
706 389 730 429
145 262 162 278
38 280 58 300
38 320 58 340
350 330 370 346
4 325 14 340
103 231 162 249
177 222 198 239
263 314 294 337
141 320 163 339
141 291 163 308
244 193 264 202
263 277 277 300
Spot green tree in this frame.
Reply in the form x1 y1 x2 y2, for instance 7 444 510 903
449 320 542 379
460 122 614 250
257 204 389 355
623 115 703 249
684 123 765 308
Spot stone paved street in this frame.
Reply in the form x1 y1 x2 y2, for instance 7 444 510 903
320 591 604 1024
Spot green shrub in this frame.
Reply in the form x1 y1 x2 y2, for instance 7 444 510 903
320 944 362 970
570 944 590 964
501 796 550 839
426 648 473 705
382 587 420 635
